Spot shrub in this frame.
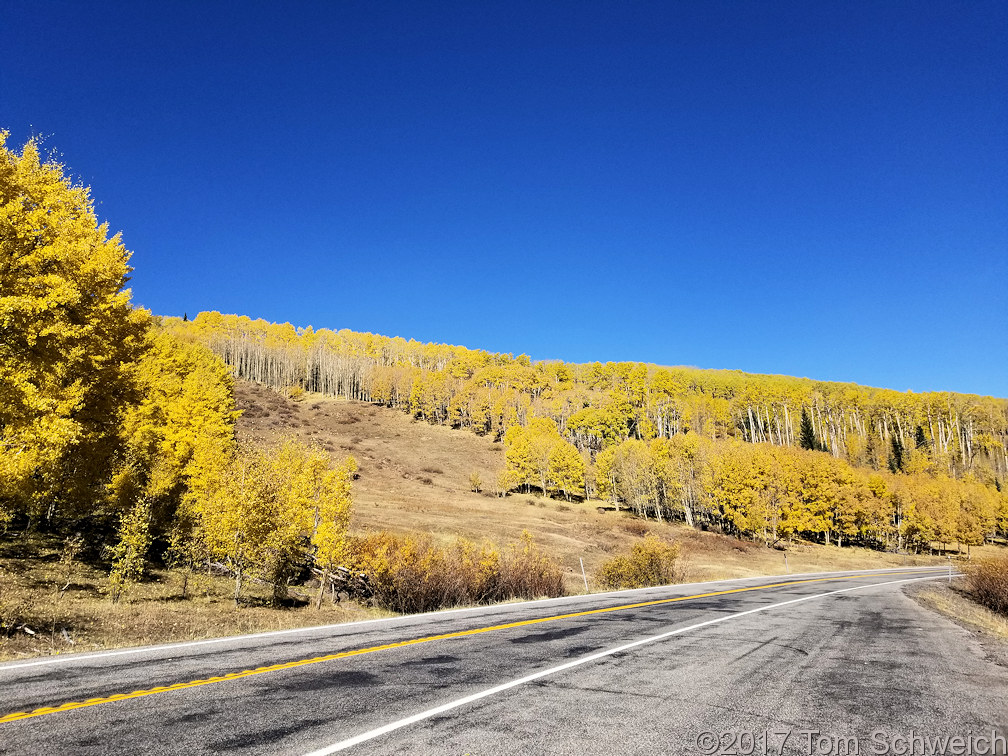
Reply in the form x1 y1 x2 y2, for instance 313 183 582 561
498 531 565 599
351 530 564 613
964 556 1008 615
621 519 649 537
597 535 681 590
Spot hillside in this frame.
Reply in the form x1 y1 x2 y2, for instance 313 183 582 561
234 380 942 590
175 313 1007 558
173 312 1008 485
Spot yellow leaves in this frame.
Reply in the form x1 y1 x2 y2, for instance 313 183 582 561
186 435 356 601
349 530 563 613
501 416 584 499
547 441 585 499
598 535 681 590
1 132 147 520
108 499 152 603
114 327 237 520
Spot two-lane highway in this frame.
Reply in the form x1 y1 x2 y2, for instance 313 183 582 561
2 567 1004 754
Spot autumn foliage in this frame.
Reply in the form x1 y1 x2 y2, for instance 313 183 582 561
0 134 356 606
3 130 1007 623
170 311 1008 554
173 311 1008 487
597 536 682 590
351 531 564 613
0 131 148 526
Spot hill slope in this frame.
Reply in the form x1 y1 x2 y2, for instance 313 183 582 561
235 380 941 588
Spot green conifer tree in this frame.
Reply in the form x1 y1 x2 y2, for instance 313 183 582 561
799 408 818 451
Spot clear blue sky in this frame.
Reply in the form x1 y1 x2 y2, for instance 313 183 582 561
5 1 1006 396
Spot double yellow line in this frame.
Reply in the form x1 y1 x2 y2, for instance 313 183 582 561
0 569 937 725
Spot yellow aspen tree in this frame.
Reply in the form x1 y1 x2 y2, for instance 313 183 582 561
527 417 561 495
1 132 148 523
503 425 535 493
190 444 302 605
108 499 152 603
547 440 585 501
594 446 618 505
299 447 356 610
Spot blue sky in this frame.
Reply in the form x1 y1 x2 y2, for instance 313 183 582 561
5 1 1006 396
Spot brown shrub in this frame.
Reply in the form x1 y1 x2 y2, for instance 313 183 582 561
964 556 1008 615
421 466 444 475
350 531 564 614
597 535 681 590
621 519 649 537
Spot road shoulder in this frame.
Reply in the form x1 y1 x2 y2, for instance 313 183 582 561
905 581 1008 669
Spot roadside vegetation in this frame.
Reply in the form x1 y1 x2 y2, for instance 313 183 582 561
0 534 390 660
597 535 683 590
963 555 1008 615
2 132 1005 661
911 557 1008 644
350 531 564 614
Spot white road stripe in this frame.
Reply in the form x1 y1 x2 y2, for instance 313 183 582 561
0 566 941 672
303 574 948 755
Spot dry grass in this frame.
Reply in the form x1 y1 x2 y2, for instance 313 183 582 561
235 380 950 594
0 536 387 662
913 582 1008 641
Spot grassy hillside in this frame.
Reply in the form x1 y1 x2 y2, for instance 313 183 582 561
167 315 1008 557
235 380 943 589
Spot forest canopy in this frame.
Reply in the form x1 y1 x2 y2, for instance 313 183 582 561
167 312 1008 552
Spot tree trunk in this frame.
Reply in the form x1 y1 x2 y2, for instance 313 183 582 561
315 567 329 610
234 568 243 607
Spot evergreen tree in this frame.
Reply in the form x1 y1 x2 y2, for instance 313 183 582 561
915 425 929 450
799 408 817 451
888 436 905 473
864 429 880 470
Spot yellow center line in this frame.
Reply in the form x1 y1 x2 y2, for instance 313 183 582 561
0 569 939 725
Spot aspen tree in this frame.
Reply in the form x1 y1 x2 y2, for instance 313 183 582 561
1 132 148 522
108 499 152 603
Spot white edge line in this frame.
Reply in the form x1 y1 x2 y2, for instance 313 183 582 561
0 566 946 672
302 574 948 755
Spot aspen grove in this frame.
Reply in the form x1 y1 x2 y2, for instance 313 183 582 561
170 313 1008 554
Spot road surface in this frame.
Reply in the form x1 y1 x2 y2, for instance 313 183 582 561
2 567 1005 755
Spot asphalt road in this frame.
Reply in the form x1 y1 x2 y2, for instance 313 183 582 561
2 567 1005 755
